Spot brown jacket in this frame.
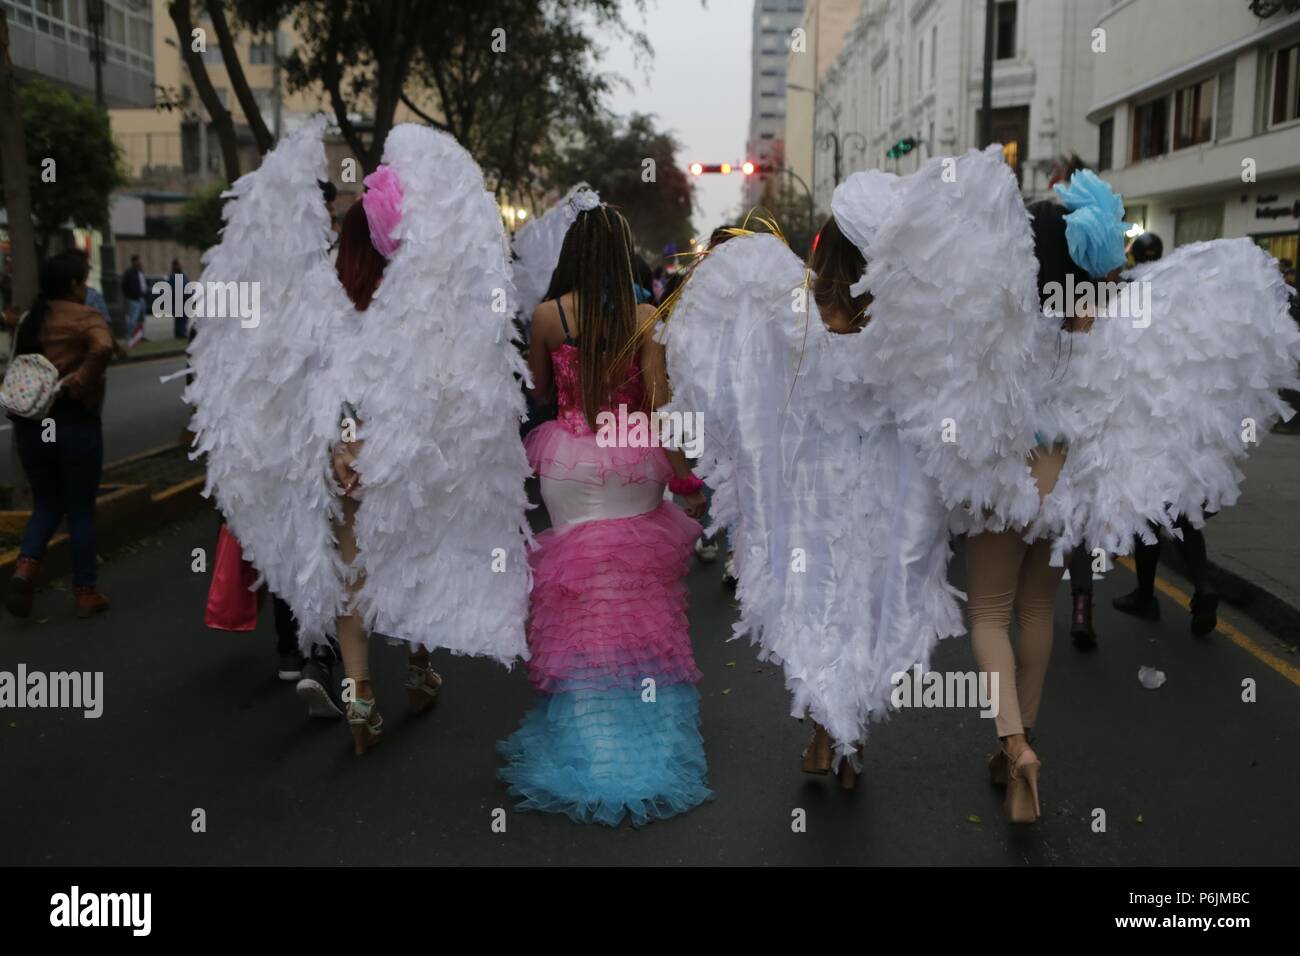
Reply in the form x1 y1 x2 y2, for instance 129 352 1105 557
40 299 115 411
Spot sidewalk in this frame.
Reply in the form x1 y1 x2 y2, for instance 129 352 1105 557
1165 430 1300 639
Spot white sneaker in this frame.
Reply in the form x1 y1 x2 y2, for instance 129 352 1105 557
722 553 738 586
694 537 719 563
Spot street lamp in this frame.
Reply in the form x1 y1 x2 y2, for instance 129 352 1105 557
788 81 866 186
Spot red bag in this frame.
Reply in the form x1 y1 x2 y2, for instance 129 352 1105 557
205 524 265 631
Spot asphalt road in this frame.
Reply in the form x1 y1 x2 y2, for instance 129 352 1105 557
1 356 190 482
1 508 1297 866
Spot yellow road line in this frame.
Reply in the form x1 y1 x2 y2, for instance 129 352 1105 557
1116 556 1300 686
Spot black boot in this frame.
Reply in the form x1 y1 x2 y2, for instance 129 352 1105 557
1190 592 1219 638
1112 588 1160 621
1070 592 1097 649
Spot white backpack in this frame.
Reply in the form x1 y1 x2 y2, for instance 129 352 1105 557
1 313 62 419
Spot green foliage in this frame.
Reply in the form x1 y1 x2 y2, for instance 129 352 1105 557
549 113 694 261
0 79 126 254
177 180 229 252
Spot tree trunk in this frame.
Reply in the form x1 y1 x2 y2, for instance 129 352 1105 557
169 0 242 183
0 9 39 313
0 9 36 508
205 0 274 155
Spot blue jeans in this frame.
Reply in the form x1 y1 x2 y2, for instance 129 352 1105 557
15 418 104 587
125 297 145 338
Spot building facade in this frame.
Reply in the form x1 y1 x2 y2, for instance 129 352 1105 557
784 0 861 210
746 0 808 207
1088 0 1300 266
3 0 154 107
810 0 1109 213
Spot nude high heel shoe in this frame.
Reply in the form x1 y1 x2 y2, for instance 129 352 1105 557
800 722 833 775
1004 746 1042 823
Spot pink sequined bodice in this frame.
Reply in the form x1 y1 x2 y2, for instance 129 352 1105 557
552 343 646 436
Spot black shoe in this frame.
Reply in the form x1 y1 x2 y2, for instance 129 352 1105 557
1112 588 1160 621
296 658 344 718
277 653 305 682
1190 592 1219 638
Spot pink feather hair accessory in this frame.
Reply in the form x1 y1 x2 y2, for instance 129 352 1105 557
361 164 403 258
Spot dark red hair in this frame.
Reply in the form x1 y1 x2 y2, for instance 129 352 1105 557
335 200 386 311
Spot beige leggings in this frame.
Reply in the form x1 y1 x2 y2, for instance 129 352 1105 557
965 446 1067 739
334 495 370 682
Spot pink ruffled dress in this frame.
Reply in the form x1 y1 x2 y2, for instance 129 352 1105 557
497 321 711 827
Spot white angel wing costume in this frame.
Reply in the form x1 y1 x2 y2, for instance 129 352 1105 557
1038 238 1300 560
511 183 599 323
664 230 961 761
186 116 350 643
334 124 533 664
859 146 1043 535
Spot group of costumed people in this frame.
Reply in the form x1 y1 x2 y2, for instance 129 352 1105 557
187 115 1299 828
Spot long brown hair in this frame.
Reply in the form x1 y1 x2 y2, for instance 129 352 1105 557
543 204 641 430
335 200 386 311
810 215 870 329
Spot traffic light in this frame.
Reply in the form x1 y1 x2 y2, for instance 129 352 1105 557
886 137 918 159
689 162 704 176
742 161 757 175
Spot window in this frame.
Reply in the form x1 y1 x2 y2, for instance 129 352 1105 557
1131 97 1169 162
1097 116 1114 171
930 24 937 85
1254 233 1299 270
249 41 274 65
1173 77 1215 148
1272 42 1300 125
996 2 1016 60
1173 203 1223 246
1216 68 1234 139
918 38 924 92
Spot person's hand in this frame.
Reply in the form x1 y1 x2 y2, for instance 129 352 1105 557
332 441 362 497
682 490 707 520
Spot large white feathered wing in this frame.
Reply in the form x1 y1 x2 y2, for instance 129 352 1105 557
665 233 961 759
511 184 595 322
1042 238 1300 559
185 115 348 645
861 145 1042 534
341 124 532 665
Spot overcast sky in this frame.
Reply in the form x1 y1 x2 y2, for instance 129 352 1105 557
600 0 751 238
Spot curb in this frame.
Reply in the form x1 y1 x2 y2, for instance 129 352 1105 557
0 474 208 582
1159 547 1300 645
120 347 188 364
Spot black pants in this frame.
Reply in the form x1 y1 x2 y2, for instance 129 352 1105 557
14 416 103 587
1068 543 1094 596
1132 514 1212 597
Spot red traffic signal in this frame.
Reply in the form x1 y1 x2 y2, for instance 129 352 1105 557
689 162 704 176
742 161 756 175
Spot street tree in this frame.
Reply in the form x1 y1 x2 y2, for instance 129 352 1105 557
2 79 126 259
177 180 229 252
0 8 38 313
548 112 695 261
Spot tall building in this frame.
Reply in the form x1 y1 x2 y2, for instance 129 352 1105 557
811 0 1109 212
3 0 155 107
1088 0 1300 264
783 0 861 214
745 0 807 207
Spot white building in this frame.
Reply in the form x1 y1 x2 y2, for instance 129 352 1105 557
1088 0 1300 267
812 0 1109 213
746 0 808 207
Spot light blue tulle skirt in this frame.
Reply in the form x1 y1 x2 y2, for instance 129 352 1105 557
497 684 713 828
